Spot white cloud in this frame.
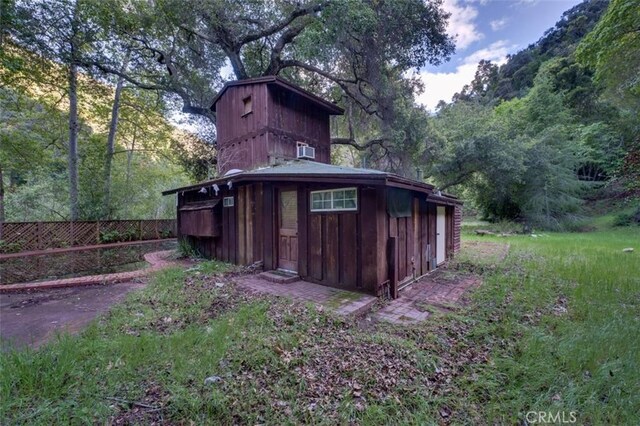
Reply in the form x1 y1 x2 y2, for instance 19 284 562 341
511 0 540 7
413 63 478 111
490 18 508 31
414 40 514 111
463 40 513 64
463 0 489 7
443 0 484 50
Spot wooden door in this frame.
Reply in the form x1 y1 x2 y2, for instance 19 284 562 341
436 206 446 265
278 189 298 272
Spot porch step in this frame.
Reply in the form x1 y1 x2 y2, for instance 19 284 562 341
259 270 300 284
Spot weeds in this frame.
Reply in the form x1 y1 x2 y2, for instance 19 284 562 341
1 228 638 424
177 238 201 259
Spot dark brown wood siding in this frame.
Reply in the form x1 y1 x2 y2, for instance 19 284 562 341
267 85 331 164
216 84 269 145
234 183 264 266
298 185 371 293
384 198 454 294
176 180 461 298
215 82 332 174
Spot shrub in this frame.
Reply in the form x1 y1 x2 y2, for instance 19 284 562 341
0 240 22 254
613 207 640 227
177 238 200 258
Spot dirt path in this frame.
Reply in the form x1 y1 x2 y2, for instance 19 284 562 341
0 281 146 350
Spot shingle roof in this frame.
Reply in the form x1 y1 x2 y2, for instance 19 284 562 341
161 160 461 203
241 160 387 176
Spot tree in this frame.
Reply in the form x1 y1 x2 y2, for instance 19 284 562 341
87 0 453 158
102 51 129 219
10 0 101 219
577 0 640 112
451 60 499 105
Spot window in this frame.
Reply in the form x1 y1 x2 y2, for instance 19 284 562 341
242 96 252 115
223 196 234 207
310 188 357 212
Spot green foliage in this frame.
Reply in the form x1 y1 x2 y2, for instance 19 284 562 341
612 205 640 227
0 45 192 221
98 229 137 244
427 1 638 229
177 238 200 259
489 0 609 102
577 0 640 112
0 240 22 254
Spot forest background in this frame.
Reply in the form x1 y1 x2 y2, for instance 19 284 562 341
0 0 637 229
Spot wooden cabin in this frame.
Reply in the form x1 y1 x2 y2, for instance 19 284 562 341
164 77 462 298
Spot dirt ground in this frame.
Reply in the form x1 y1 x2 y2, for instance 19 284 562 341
0 281 146 350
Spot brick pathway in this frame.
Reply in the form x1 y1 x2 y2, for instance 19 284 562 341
234 275 377 316
0 250 179 293
375 271 481 324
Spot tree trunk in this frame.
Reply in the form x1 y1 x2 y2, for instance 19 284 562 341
126 129 136 185
68 60 79 220
102 54 129 219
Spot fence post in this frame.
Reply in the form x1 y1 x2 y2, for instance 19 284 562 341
96 221 101 245
37 222 43 250
139 220 143 240
155 220 159 239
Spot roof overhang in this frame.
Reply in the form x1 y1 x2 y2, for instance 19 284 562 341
210 76 344 115
426 193 462 206
162 172 435 196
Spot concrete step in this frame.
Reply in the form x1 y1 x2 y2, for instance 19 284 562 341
259 270 300 284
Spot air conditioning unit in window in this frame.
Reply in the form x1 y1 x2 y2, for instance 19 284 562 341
297 144 316 159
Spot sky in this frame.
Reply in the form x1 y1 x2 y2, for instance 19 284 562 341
415 0 584 111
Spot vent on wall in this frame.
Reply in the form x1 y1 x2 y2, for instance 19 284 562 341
296 142 315 159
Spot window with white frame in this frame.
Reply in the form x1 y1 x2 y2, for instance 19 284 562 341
223 196 234 207
310 188 357 212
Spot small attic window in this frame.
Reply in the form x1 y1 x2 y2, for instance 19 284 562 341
242 96 252 116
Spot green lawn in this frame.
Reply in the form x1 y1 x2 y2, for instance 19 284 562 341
1 229 638 424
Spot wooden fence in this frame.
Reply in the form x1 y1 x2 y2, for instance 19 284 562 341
0 219 176 254
1 240 177 285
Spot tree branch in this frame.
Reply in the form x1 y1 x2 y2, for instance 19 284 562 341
438 171 475 191
238 1 329 46
330 137 388 150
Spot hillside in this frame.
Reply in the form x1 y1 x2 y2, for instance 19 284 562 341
494 0 610 101
0 43 210 221
430 0 638 230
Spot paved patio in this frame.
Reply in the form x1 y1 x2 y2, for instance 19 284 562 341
234 275 377 316
233 269 481 323
374 271 481 324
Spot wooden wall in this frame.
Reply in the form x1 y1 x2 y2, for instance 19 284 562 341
178 183 264 265
216 84 269 144
215 83 332 174
178 182 461 298
297 186 382 295
267 86 331 163
294 186 455 297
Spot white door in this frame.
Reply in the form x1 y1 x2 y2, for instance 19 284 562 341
436 206 446 265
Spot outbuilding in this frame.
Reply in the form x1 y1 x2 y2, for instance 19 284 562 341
163 76 462 298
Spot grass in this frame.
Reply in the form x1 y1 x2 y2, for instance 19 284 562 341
1 228 639 424
461 229 640 423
